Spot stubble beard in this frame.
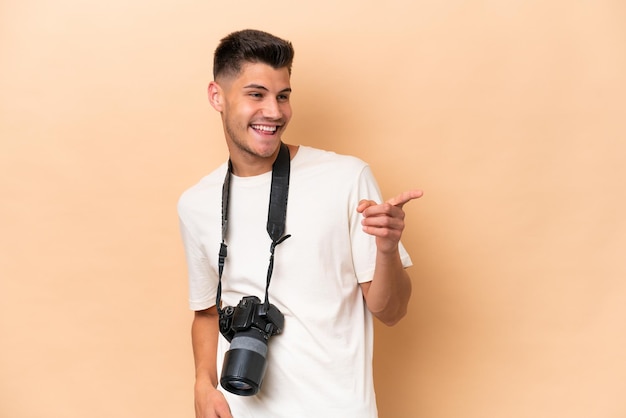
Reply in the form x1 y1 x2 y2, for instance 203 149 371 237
224 117 282 159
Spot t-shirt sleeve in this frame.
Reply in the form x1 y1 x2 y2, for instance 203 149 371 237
349 165 413 283
178 215 217 311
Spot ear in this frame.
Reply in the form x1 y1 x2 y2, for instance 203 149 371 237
208 81 224 112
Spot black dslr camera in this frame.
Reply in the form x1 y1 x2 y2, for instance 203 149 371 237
218 296 284 396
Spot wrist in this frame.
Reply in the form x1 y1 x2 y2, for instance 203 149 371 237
376 246 401 262
195 374 218 390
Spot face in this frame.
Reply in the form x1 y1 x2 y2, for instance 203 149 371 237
209 62 292 169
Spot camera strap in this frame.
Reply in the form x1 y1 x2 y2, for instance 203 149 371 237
216 143 292 314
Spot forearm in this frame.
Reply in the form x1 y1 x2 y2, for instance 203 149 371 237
191 307 233 417
362 249 412 326
192 307 220 386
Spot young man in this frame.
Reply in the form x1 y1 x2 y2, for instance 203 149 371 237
178 29 422 418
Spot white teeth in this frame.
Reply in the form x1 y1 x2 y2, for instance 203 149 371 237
252 125 277 132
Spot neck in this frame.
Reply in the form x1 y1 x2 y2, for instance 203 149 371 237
230 156 275 177
229 144 299 177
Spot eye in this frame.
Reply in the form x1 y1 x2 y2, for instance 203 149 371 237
248 92 263 99
277 94 290 102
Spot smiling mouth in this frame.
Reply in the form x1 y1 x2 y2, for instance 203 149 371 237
251 124 279 134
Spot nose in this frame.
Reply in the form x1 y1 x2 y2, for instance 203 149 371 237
262 98 282 120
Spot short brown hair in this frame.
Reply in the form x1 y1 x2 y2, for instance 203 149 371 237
213 29 295 80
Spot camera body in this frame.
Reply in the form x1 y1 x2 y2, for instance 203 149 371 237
218 296 284 396
219 296 284 342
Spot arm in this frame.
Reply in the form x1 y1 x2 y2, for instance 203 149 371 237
357 189 423 326
192 307 233 418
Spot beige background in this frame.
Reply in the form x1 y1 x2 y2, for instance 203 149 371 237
1 0 625 417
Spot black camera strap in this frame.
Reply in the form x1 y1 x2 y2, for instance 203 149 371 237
216 143 291 314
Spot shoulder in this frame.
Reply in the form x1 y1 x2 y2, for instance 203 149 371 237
290 146 380 202
177 162 228 215
294 146 369 176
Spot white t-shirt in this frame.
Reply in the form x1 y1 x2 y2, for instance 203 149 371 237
178 146 412 418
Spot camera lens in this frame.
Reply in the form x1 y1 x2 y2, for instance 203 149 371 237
228 381 252 391
220 328 269 396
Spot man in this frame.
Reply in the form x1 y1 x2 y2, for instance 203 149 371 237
178 29 422 418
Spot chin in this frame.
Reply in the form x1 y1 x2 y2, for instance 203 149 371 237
252 138 282 157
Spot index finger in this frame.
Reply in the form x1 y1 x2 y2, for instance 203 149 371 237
386 189 423 208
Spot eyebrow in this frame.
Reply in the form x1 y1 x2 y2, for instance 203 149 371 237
243 84 292 94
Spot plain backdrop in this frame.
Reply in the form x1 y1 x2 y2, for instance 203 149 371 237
1 0 625 417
